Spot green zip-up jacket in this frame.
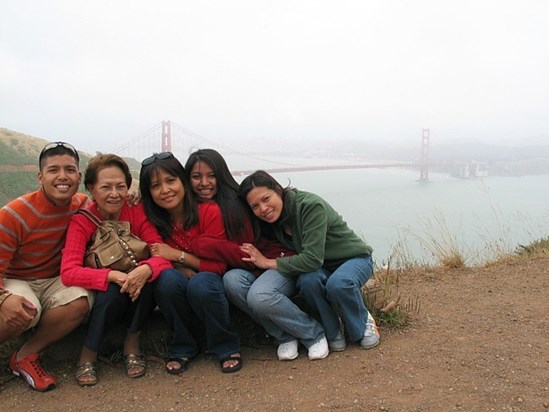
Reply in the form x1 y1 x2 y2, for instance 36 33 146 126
274 190 373 277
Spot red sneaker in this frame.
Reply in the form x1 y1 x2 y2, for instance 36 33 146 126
9 352 57 392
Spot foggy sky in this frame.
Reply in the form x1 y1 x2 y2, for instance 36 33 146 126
1 0 548 155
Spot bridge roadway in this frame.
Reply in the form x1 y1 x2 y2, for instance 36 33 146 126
232 162 421 176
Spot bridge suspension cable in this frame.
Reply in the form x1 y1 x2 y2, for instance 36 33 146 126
171 122 299 167
113 122 163 153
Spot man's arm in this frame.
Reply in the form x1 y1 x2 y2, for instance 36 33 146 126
0 288 37 343
0 197 38 340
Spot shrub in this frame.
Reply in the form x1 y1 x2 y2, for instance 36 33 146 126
362 260 419 328
515 237 549 257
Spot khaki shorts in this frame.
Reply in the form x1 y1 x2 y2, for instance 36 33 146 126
3 277 94 329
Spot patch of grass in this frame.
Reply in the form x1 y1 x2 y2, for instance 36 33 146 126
387 229 428 270
362 260 419 328
515 237 549 257
387 214 471 271
473 203 516 264
414 210 469 269
387 205 549 269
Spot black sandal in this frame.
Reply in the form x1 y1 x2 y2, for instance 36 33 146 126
165 357 189 375
220 355 243 373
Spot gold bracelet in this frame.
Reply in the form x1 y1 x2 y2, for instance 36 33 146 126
0 290 13 308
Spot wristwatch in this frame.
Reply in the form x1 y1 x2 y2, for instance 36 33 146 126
178 251 185 264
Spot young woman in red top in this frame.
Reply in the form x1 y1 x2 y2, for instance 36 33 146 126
184 149 297 350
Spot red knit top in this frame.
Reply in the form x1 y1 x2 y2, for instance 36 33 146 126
60 203 172 291
190 212 295 276
164 202 227 275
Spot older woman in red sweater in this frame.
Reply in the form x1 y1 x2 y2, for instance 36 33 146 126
61 154 172 386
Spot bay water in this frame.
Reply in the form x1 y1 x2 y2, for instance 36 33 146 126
237 167 549 266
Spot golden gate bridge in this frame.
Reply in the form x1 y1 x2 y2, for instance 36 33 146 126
113 121 432 181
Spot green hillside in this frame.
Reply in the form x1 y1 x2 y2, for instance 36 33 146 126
0 128 140 207
0 128 48 163
0 129 46 205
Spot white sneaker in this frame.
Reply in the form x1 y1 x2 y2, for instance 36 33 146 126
277 340 299 361
307 337 329 360
360 312 380 349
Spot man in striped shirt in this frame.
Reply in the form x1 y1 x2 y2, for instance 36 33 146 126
0 142 93 391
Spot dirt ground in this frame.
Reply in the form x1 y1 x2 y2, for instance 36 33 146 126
1 256 548 411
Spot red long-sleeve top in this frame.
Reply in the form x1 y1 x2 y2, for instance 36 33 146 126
165 202 228 275
61 203 172 291
190 213 295 275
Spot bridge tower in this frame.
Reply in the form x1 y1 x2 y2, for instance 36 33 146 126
419 128 430 182
161 120 172 152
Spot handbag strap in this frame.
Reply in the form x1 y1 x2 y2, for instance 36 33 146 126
76 209 103 227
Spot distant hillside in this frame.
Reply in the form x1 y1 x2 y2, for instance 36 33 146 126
0 129 48 206
0 128 140 207
331 137 549 175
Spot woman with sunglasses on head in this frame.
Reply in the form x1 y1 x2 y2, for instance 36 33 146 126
139 152 242 374
61 154 172 386
234 170 380 361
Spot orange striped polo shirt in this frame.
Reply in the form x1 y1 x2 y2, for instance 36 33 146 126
0 189 90 287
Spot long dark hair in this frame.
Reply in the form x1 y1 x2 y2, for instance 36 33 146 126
239 170 294 239
139 154 198 240
185 148 248 240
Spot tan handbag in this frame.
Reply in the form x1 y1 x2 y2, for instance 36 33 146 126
77 209 151 272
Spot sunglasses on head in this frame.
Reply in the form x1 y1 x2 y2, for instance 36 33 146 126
39 141 79 162
141 152 174 166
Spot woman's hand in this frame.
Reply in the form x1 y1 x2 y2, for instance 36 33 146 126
180 266 197 279
240 243 277 270
126 191 141 206
108 270 128 287
120 265 152 301
151 243 201 272
150 242 180 262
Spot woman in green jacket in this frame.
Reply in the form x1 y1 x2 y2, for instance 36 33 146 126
229 170 379 360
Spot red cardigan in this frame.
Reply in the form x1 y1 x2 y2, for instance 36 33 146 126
165 202 228 275
61 203 172 291
190 213 295 275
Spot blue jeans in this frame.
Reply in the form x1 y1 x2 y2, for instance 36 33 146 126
187 272 240 360
84 282 155 352
225 268 325 348
154 269 200 359
223 269 262 324
297 257 373 342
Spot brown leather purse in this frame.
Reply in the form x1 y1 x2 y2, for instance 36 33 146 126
77 209 150 272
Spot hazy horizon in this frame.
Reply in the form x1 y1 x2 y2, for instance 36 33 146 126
1 1 548 155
